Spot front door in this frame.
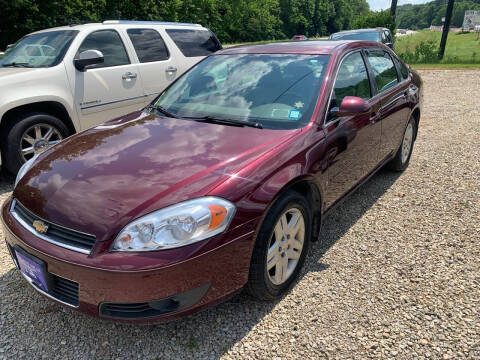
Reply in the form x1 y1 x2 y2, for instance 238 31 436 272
73 29 144 130
323 51 381 208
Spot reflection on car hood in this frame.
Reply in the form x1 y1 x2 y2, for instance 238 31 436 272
14 111 299 240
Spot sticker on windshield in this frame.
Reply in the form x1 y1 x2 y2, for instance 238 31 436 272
289 109 301 120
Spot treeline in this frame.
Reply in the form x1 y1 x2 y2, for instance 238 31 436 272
0 0 370 48
397 0 480 30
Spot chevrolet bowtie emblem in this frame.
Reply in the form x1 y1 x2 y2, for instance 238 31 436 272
33 220 49 234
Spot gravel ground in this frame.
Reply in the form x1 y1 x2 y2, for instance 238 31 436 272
0 70 479 359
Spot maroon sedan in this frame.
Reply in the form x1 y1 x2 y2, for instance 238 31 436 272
1 40 422 322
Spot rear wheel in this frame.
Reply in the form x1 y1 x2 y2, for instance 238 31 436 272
247 190 311 300
386 116 416 172
2 113 68 174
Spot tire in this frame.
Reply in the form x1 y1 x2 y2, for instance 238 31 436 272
1 113 69 174
386 116 416 172
246 190 312 300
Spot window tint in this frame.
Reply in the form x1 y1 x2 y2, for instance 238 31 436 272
78 30 129 68
397 59 410 79
333 52 371 106
166 29 221 57
127 29 169 63
366 51 399 93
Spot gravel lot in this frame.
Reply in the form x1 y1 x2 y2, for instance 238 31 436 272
0 70 479 359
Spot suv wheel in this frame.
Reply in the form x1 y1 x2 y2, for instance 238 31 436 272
2 113 69 174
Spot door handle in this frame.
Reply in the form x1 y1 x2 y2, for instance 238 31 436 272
166 66 177 73
122 72 137 80
369 111 379 124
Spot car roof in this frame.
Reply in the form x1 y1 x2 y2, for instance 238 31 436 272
332 28 388 35
30 21 204 35
216 40 375 55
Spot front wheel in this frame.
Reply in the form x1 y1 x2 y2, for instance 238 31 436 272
2 113 68 174
386 116 416 172
246 190 312 300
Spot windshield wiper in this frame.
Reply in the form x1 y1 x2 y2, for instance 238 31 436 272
184 115 263 129
148 105 179 119
1 62 33 68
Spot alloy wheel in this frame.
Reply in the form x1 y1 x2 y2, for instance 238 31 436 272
401 122 414 164
267 207 305 285
20 123 63 162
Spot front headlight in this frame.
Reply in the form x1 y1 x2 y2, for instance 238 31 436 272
111 197 236 252
15 155 39 187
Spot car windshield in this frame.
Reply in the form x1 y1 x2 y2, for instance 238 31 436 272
331 31 380 42
0 30 78 68
154 54 330 129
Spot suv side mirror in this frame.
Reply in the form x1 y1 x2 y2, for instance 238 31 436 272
74 50 104 71
330 96 371 118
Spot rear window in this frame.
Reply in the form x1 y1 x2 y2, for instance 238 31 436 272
166 29 221 57
331 31 380 42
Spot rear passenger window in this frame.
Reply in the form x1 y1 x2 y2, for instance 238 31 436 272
366 51 399 93
78 30 129 68
333 52 371 106
127 29 169 63
166 29 221 57
397 59 410 80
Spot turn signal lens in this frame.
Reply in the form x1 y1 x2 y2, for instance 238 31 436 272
208 204 227 229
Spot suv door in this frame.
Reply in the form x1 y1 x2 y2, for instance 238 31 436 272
365 49 410 161
125 28 177 104
73 29 144 130
323 51 380 208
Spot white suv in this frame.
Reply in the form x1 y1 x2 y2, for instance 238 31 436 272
0 20 222 173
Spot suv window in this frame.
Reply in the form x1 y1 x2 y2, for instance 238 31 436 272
127 29 169 63
332 51 371 106
366 50 399 94
166 29 221 57
78 30 130 68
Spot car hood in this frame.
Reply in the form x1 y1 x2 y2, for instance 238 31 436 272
14 111 299 241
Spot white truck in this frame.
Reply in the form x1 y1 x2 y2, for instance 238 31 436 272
0 20 222 173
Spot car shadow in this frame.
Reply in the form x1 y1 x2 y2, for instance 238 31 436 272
0 169 401 358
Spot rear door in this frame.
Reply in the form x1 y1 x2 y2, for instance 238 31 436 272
73 29 144 130
365 49 410 160
124 28 178 105
323 50 381 208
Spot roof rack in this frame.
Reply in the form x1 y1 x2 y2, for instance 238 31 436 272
102 20 201 27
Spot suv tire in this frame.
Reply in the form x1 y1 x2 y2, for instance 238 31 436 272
2 113 69 174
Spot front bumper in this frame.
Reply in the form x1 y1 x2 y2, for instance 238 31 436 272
1 197 257 323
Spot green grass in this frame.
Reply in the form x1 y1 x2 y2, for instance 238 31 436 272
396 30 480 63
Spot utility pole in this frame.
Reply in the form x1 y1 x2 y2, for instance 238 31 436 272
438 0 455 60
391 0 398 24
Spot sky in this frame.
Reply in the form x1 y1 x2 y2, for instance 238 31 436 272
367 0 434 11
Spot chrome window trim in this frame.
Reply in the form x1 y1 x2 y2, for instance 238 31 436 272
19 272 79 308
10 199 92 255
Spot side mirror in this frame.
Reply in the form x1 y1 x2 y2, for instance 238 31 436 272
330 96 371 118
74 50 104 71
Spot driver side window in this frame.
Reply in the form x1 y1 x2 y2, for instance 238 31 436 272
332 51 371 108
78 30 130 68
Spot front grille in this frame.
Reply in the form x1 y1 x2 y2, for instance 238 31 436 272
11 200 96 254
50 275 79 307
